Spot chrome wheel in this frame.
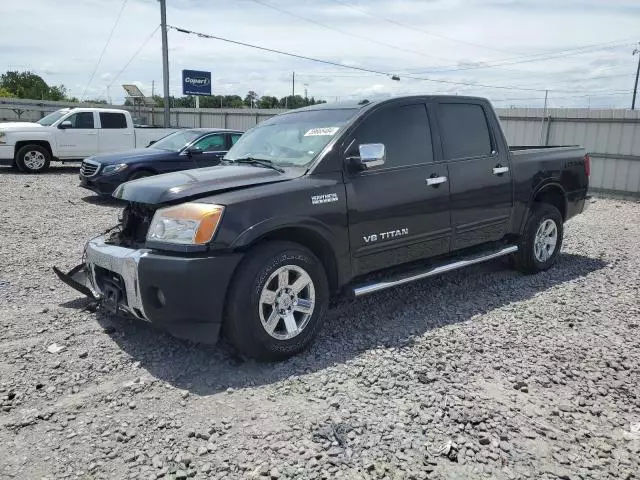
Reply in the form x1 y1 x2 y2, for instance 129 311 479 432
534 218 558 263
259 265 316 340
23 150 46 170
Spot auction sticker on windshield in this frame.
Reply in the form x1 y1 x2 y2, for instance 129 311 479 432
304 127 340 136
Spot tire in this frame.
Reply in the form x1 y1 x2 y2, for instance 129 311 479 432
513 203 563 273
128 170 153 181
15 144 51 173
223 241 329 361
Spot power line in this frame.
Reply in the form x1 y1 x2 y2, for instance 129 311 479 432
296 70 636 83
291 62 634 81
169 25 398 77
107 25 160 88
407 40 637 74
167 25 542 91
168 25 634 94
492 91 633 102
328 0 520 56
247 0 447 62
329 0 636 70
80 0 128 100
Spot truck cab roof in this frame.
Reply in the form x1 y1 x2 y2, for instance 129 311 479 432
291 95 491 114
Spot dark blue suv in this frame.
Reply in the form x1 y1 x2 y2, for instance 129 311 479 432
79 128 243 196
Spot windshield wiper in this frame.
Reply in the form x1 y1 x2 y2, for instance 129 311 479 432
225 156 285 173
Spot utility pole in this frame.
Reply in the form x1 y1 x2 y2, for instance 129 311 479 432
292 72 295 98
632 45 640 110
539 89 549 146
159 0 170 127
151 80 155 126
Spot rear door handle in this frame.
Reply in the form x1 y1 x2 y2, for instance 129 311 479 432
493 166 509 175
426 176 447 186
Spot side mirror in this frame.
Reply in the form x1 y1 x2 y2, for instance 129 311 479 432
59 121 72 129
186 146 203 156
348 143 386 170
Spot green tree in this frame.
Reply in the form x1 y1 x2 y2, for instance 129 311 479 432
258 95 279 109
0 71 67 100
0 86 15 98
278 95 310 109
243 91 259 108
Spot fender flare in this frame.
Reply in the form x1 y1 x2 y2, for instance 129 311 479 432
230 216 347 290
14 139 54 159
231 216 338 249
520 180 568 233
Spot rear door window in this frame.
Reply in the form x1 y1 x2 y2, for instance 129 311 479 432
66 112 95 129
99 112 127 129
439 103 492 160
353 103 433 168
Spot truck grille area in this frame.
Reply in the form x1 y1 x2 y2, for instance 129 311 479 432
80 160 99 177
106 202 156 248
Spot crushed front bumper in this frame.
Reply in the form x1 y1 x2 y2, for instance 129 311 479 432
54 236 243 344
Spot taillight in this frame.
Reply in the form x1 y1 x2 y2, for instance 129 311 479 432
584 154 590 177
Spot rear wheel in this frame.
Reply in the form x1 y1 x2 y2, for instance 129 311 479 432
16 144 51 173
223 241 329 361
513 203 563 273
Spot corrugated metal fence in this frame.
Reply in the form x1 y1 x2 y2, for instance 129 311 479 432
2 98 639 197
499 108 640 198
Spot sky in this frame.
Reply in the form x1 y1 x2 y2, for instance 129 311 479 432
1 0 639 108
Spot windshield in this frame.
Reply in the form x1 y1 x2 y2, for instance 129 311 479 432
150 130 202 152
36 109 70 126
225 108 357 166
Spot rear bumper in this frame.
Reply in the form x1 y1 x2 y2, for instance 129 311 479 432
59 237 242 344
567 188 589 219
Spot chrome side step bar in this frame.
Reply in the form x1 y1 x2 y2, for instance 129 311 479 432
352 245 518 297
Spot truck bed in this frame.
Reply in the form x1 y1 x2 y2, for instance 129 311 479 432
510 145 579 152
509 145 585 163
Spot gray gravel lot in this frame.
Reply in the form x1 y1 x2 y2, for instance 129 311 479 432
1 165 639 480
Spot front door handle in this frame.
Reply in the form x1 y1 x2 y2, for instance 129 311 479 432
426 176 447 186
493 166 509 175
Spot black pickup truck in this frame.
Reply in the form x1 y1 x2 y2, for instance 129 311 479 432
55 95 590 360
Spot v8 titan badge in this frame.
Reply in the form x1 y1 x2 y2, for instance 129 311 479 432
363 228 409 244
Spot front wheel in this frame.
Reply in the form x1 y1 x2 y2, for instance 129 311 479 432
16 144 51 173
513 203 563 273
223 241 329 361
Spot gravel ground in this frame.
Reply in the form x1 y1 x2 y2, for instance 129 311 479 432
1 165 639 480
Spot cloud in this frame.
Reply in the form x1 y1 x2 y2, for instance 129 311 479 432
0 0 637 108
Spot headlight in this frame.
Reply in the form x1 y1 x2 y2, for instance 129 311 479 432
0 132 6 144
147 203 224 245
102 163 128 175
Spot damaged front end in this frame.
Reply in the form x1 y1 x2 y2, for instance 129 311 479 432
53 202 156 318
53 264 97 301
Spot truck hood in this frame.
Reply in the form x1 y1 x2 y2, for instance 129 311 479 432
89 148 168 165
113 164 301 204
0 122 44 132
